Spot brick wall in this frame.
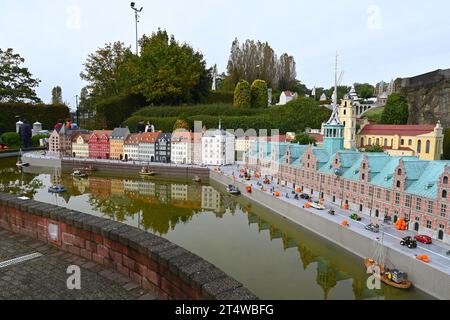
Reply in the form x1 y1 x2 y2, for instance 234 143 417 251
0 192 257 300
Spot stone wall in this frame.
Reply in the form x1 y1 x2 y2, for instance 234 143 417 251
399 69 450 127
0 192 257 300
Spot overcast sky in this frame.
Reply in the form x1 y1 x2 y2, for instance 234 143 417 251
1 0 449 110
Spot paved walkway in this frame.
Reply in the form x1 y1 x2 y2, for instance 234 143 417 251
0 229 157 300
219 164 450 274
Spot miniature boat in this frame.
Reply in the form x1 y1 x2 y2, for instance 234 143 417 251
226 185 240 195
48 185 66 193
364 233 412 290
16 149 30 168
193 176 201 182
72 170 88 178
139 167 155 176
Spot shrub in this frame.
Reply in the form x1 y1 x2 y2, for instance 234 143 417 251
251 80 268 108
233 80 251 108
380 93 409 125
203 91 234 104
32 134 49 147
0 132 21 147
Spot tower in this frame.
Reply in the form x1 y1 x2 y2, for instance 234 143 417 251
323 53 345 155
338 92 356 149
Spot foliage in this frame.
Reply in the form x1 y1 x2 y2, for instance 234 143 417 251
0 132 20 147
80 41 136 103
226 38 297 90
443 129 450 160
313 86 350 101
203 90 234 104
364 144 384 152
0 102 69 133
233 80 251 108
32 133 49 147
354 83 375 99
0 48 41 103
173 114 190 131
134 29 211 105
364 107 384 123
293 133 316 145
51 86 63 105
251 80 268 108
94 94 147 129
380 93 409 124
125 98 331 134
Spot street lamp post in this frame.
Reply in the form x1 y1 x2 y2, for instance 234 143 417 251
74 95 79 125
130 2 143 56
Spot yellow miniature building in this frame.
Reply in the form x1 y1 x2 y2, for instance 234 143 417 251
356 120 443 160
109 128 130 160
71 134 90 158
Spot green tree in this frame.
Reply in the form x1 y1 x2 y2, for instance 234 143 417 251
251 80 268 108
0 48 41 103
293 133 316 145
354 83 375 99
380 93 409 124
135 29 211 105
173 113 190 131
51 86 63 105
364 144 384 152
233 80 251 108
278 53 297 90
80 41 136 102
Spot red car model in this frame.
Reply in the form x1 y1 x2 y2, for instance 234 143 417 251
414 235 432 244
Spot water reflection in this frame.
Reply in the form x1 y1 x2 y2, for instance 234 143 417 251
0 158 433 300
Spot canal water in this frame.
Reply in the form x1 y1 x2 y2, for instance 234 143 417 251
0 158 433 299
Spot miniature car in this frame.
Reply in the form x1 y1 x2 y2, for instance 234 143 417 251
350 213 362 221
414 235 432 244
328 209 335 215
365 223 379 233
400 236 417 249
300 193 310 200
310 202 325 210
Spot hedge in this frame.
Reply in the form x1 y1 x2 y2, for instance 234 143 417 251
0 103 70 133
95 94 148 130
0 132 21 147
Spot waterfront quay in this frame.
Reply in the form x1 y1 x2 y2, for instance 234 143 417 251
210 165 450 300
22 152 210 180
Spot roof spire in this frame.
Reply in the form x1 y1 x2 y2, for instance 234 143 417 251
326 52 342 126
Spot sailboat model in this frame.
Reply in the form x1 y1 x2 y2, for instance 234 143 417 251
364 232 412 289
48 167 66 193
16 149 30 168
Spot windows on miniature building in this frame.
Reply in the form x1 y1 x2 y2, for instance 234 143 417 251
396 180 401 188
440 204 447 217
442 190 447 198
400 139 404 145
416 198 422 211
428 201 434 214
395 192 400 204
426 220 432 229
417 140 422 153
384 139 387 146
426 140 430 154
361 173 365 181
405 195 411 208
444 176 449 184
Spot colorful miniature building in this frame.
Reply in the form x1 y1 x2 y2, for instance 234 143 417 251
138 132 159 163
244 103 450 244
88 130 112 159
109 127 130 160
171 130 194 164
71 133 90 158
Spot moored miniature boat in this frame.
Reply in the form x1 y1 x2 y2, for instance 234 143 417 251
226 184 240 195
48 185 66 193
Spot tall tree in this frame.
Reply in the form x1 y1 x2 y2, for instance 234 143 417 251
134 29 211 105
380 93 409 124
51 86 63 105
354 83 375 99
0 48 41 103
80 42 135 102
278 53 297 90
233 80 251 108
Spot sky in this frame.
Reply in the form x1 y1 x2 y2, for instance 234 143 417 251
1 0 450 110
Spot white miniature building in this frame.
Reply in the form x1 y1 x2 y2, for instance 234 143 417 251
319 93 328 101
124 133 140 161
138 132 158 163
201 123 235 166
171 130 194 164
277 91 298 105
